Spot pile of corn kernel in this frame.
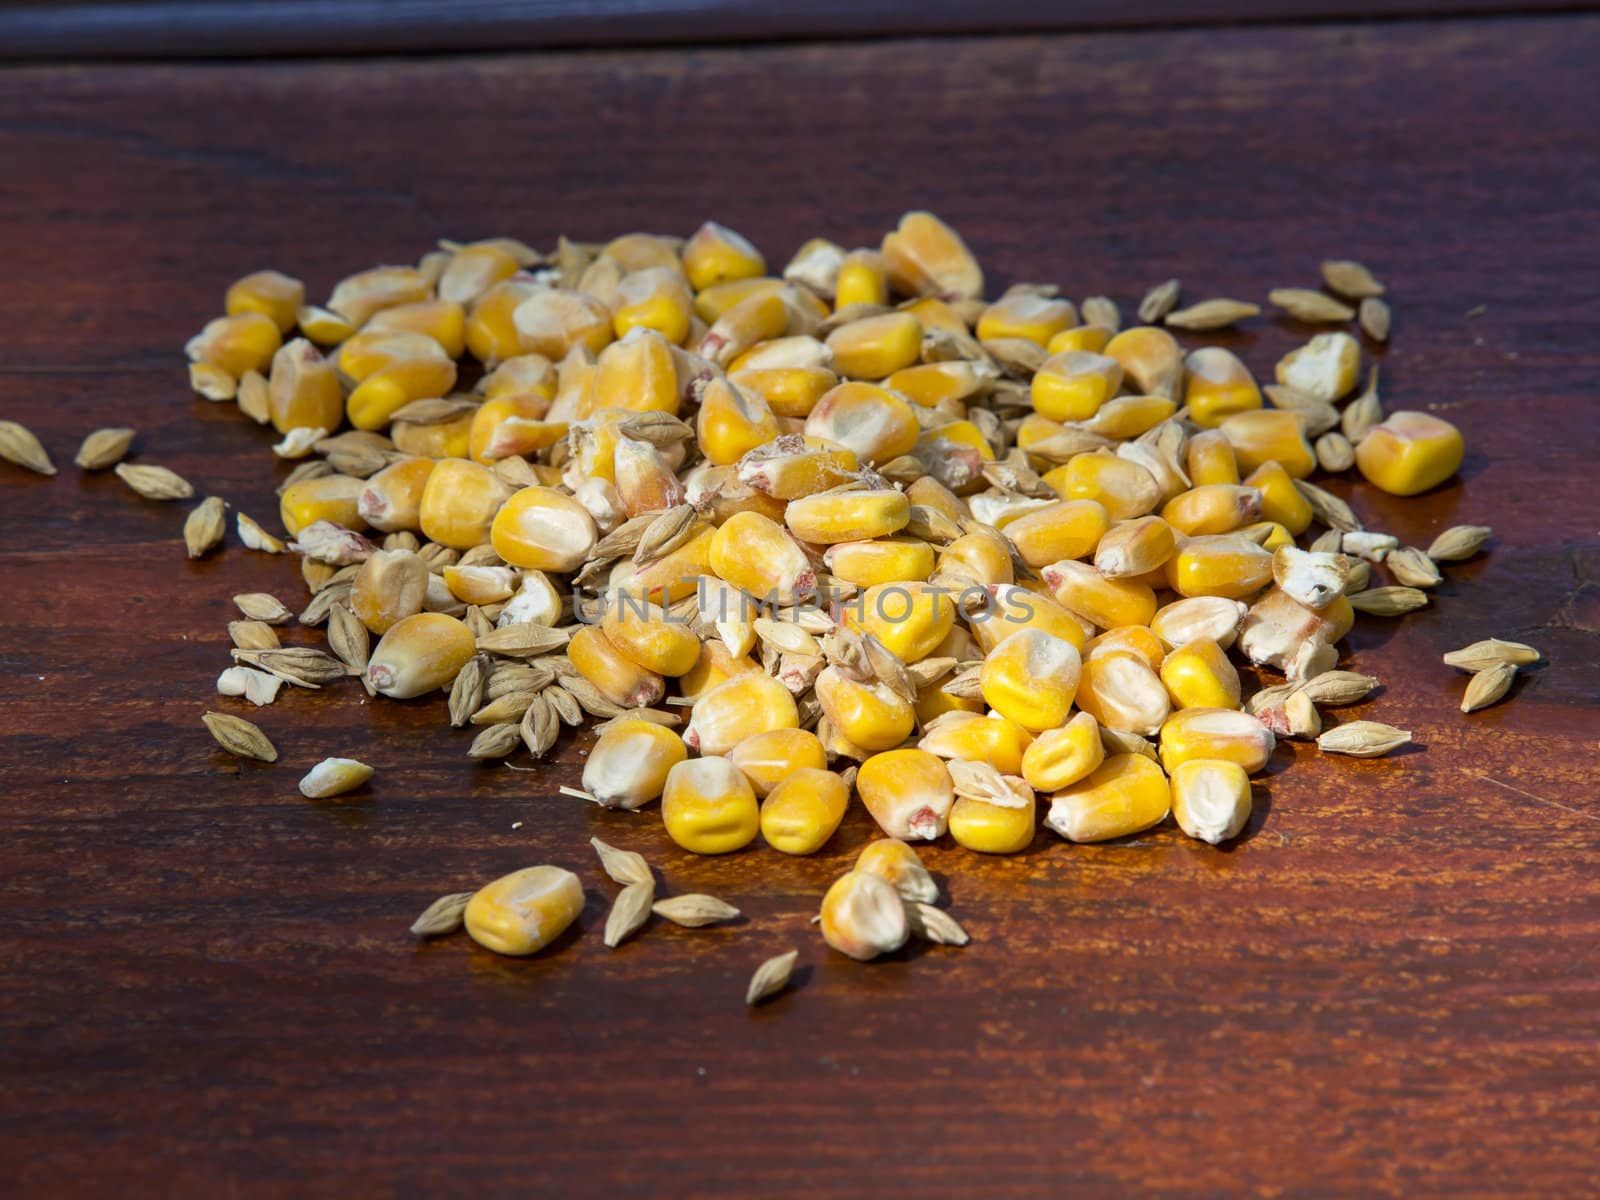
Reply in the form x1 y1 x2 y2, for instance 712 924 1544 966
178 212 1489 963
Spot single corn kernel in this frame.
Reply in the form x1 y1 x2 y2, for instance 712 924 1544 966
825 312 923 380
760 767 850 855
784 237 845 299
466 280 540 365
1045 325 1111 355
692 276 784 323
709 511 815 604
265 338 343 435
1077 393 1177 441
438 242 520 306
880 211 984 300
886 360 994 407
969 584 1090 655
336 329 449 381
1159 707 1276 774
1243 460 1314 534
295 304 355 345
905 475 972 523
613 266 694 345
1354 411 1465 496
820 869 910 961
662 756 761 855
225 269 304 334
833 248 890 308
1150 596 1248 651
513 288 614 360
463 866 584 956
919 712 1033 776
1020 711 1104 792
469 392 558 463
1219 409 1317 479
1030 351 1122 422
280 474 365 537
593 328 681 415
1104 326 1182 396
1185 429 1241 486
696 377 782 466
737 439 857 498
1164 534 1274 600
681 221 765 291
392 410 473 459
858 748 955 841
1042 559 1157 630
1094 515 1177 578
1005 500 1110 569
600 232 682 274
600 595 701 677
685 671 800 755
416 460 511 550
186 311 283 378
814 666 916 752
1083 625 1165 671
1275 331 1361 401
488 485 598 570
347 357 459 431
1045 753 1170 842
366 299 468 358
824 537 936 587
499 569 563 628
855 838 938 902
731 366 838 418
613 436 684 517
977 291 1077 346
1239 520 1296 551
938 527 1014 587
567 625 666 708
980 629 1081 733
366 612 476 699
729 334 832 373
582 718 688 810
698 289 791 368
1170 759 1252 844
679 639 762 702
1075 650 1171 736
1184 346 1262 428
326 265 429 327
729 728 829 797
1161 484 1263 536
785 488 910 544
949 777 1037 855
844 581 956 663
350 548 428 634
1159 637 1242 710
1044 452 1162 521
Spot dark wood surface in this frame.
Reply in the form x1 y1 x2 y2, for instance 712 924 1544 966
3 16 1599 1197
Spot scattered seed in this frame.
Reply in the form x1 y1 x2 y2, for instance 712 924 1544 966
1317 721 1411 758
1164 298 1260 330
1386 547 1441 588
202 710 277 762
1442 638 1541 672
183 496 227 559
1080 295 1120 332
1348 586 1429 616
1295 670 1379 706
115 462 193 501
1461 662 1517 713
298 756 374 798
1269 288 1355 323
906 903 970 946
237 512 286 553
1293 479 1363 532
410 892 473 937
0 420 57 476
1315 431 1355 473
590 836 653 887
1285 690 1322 739
228 619 280 651
652 894 741 927
233 646 349 687
1358 297 1391 342
74 427 135 471
746 949 799 1006
1427 524 1491 562
467 723 521 759
236 370 271 423
1138 278 1180 324
1320 259 1385 299
604 880 655 948
233 592 293 623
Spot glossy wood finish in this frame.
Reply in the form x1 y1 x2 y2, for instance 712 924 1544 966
2 17 1598 1196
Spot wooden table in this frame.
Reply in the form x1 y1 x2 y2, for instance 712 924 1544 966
2 13 1597 1196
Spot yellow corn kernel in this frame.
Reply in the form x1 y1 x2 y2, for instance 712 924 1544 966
880 211 984 300
1104 326 1182 396
905 475 971 524
685 671 800 755
295 304 355 346
709 511 814 603
825 312 923 380
820 869 910 960
1159 637 1241 710
804 382 920 465
1159 707 1276 774
367 299 468 358
1275 330 1361 401
900 298 969 342
1161 483 1263 536
1150 595 1249 651
1219 410 1317 478
1083 625 1165 671
225 269 304 334
350 548 428 634
919 712 1033 775
760 767 850 855
567 625 666 708
845 581 956 663
437 243 520 306
1239 520 1295 552
911 420 994 494
413 460 508 549
855 838 939 902
1004 500 1108 569
1184 346 1262 428
1185 428 1240 486
1170 759 1253 844
600 595 701 676
729 728 828 797
662 757 760 855
467 393 553 463
594 328 681 415
581 718 687 810
815 666 916 752
980 629 1081 733
627 522 717 604
443 563 517 605
949 782 1036 855
466 280 540 365
783 237 845 298
1045 753 1170 842
327 265 429 327
1030 351 1122 422
731 366 838 419
938 527 1014 586
1045 324 1111 355
612 266 694 345
679 221 766 291
833 248 890 308
969 584 1089 655
695 377 782 466
1020 710 1104 792
1078 393 1177 440
785 488 909 544
1042 559 1157 630
1044 452 1161 521
823 537 934 588
337 326 446 380
391 410 472 459
736 442 856 499
1354 411 1465 496
1074 650 1171 736
698 289 790 368
679 638 762 701
729 335 832 373
614 436 684 517
366 612 476 699
488 484 598 570
184 311 282 382
513 288 613 360
265 338 343 434
692 276 784 324
978 291 1077 347
858 748 955 841
1164 533 1274 600
1243 460 1314 534
600 232 682 274
886 361 992 408
347 357 459 431
463 865 583 957
1093 515 1177 579
280 474 365 536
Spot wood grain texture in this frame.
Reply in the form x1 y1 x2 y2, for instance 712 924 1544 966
2 17 1598 1197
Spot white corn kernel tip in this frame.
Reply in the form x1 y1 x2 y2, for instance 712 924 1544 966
298 757 375 798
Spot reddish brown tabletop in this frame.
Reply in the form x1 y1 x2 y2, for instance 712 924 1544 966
2 15 1598 1197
